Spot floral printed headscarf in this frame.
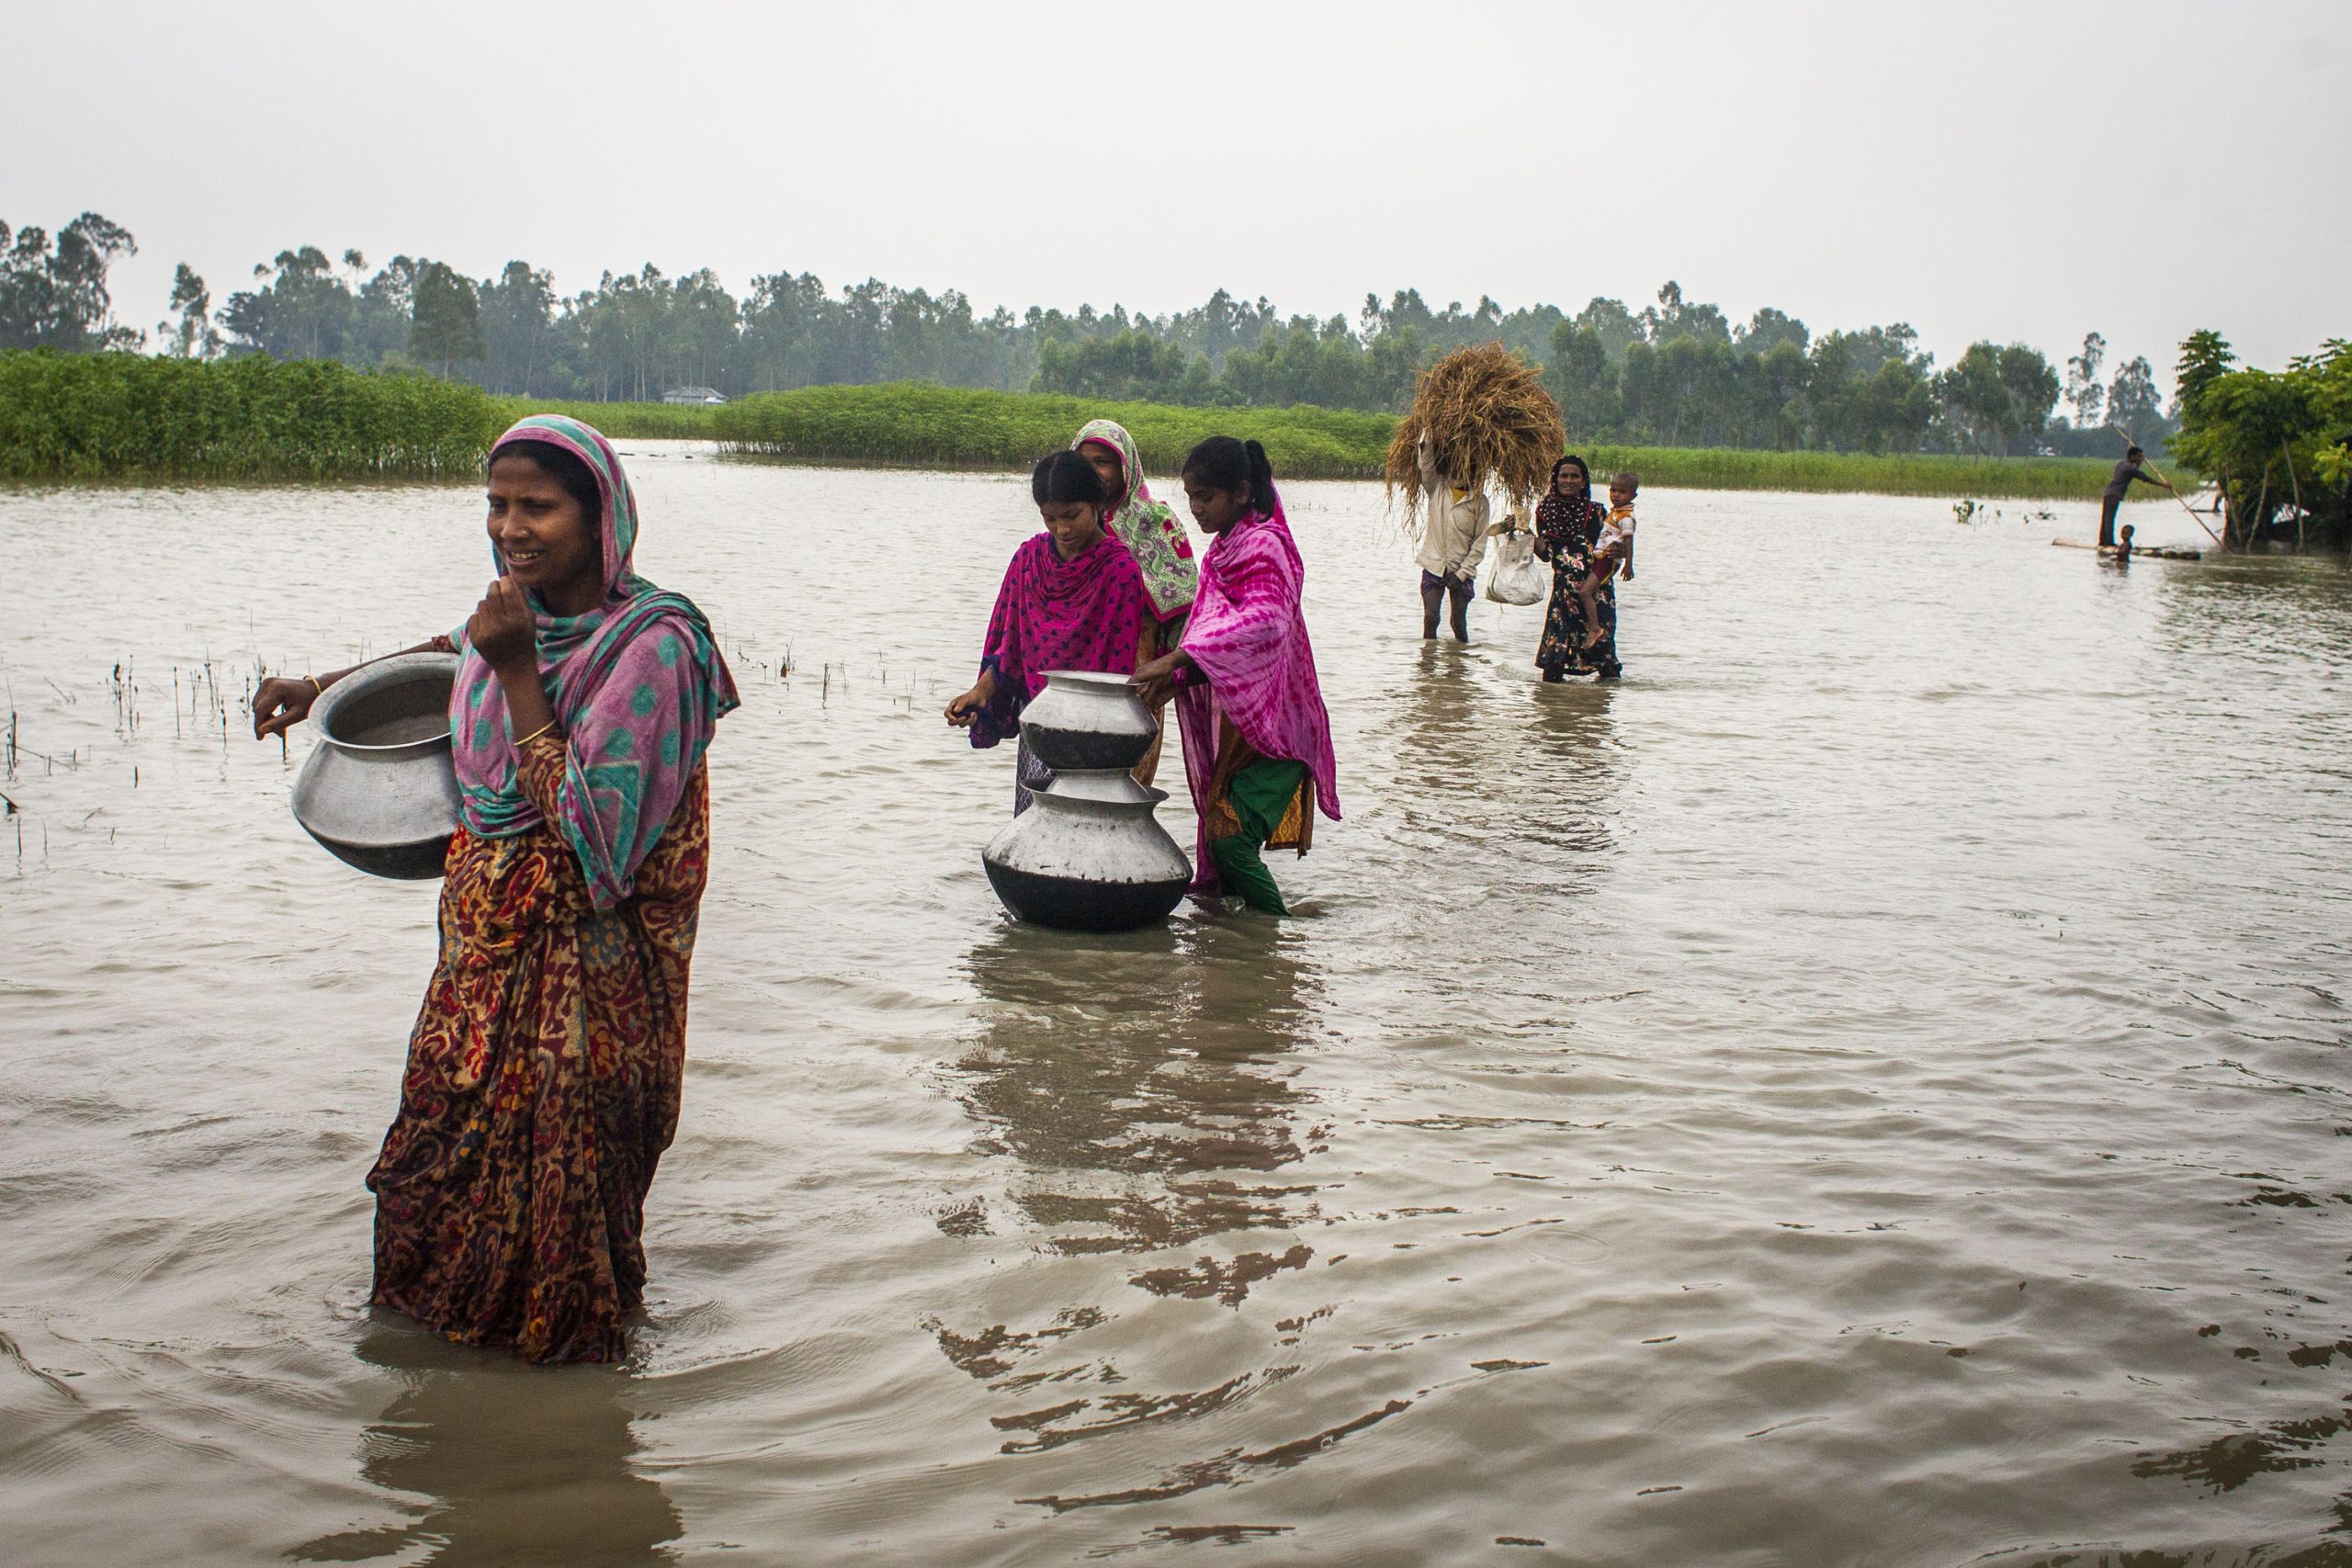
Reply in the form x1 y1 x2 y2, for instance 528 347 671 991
1073 418 1197 620
448 415 740 908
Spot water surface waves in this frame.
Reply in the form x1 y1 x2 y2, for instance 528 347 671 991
2 454 2346 1565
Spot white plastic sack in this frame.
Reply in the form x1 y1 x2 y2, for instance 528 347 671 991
1484 528 1546 605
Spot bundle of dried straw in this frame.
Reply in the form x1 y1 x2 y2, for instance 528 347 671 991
1385 343 1566 525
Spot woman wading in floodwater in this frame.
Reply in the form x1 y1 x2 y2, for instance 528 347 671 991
251 415 739 1362
1132 437 1340 915
1533 454 1619 682
946 450 1159 810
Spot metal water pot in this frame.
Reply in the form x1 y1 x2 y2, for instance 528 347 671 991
1013 670 1158 772
981 671 1192 931
289 651 464 880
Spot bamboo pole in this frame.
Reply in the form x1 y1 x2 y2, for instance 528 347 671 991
2282 437 2304 554
2109 424 2223 546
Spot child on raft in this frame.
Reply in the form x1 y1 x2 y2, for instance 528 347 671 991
1131 437 1340 916
946 450 1161 813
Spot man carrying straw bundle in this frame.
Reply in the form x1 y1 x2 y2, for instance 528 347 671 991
1414 434 1489 641
1386 344 1566 646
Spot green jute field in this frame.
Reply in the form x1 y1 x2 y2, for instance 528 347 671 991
2 352 2138 500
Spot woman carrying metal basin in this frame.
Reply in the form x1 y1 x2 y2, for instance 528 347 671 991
249 414 739 1363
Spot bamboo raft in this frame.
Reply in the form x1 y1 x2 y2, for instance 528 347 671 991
2051 539 2204 561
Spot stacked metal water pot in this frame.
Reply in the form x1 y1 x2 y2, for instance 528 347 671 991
982 671 1193 931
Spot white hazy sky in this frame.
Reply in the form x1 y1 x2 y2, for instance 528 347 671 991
7 0 2342 386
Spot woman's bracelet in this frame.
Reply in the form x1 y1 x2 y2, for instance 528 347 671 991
514 719 560 748
305 674 322 695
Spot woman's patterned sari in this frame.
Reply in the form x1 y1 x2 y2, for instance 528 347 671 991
367 415 734 1362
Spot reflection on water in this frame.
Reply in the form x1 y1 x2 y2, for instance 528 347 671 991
1521 677 1619 868
293 1325 680 1567
4 466 2350 1564
954 919 1318 1269
927 922 1335 1495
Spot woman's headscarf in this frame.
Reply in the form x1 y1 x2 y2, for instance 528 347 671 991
1535 455 1601 556
1073 419 1197 620
449 414 740 909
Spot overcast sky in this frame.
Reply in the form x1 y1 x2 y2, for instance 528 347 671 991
9 0 2341 386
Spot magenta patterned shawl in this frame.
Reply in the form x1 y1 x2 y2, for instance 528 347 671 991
449 415 740 911
969 527 1156 748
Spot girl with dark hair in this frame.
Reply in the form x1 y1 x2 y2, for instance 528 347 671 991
248 414 739 1362
946 449 1160 812
1131 437 1340 915
1533 454 1619 681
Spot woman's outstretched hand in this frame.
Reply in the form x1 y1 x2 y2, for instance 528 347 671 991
467 579 537 671
252 637 453 741
944 670 995 728
1130 650 1187 710
252 676 318 739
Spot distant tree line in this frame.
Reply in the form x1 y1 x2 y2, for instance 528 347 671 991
2 209 2183 457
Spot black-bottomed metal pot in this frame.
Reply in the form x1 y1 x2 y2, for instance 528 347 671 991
288 651 463 880
981 671 1191 931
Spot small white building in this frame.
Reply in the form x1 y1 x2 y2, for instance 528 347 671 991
662 386 727 406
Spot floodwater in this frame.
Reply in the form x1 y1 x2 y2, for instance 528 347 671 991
3 448 2347 1567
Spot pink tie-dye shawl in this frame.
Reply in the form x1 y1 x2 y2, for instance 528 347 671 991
1174 506 1340 890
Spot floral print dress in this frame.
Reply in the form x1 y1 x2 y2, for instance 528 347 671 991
1533 492 1618 677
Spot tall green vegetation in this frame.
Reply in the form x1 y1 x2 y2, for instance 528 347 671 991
2169 333 2350 551
0 350 503 480
0 352 2139 496
711 384 1393 479
709 383 2128 498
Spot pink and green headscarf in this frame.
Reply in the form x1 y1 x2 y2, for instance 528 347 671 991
448 414 739 909
1073 418 1197 620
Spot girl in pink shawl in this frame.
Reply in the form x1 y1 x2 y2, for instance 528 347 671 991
1132 437 1340 914
946 451 1159 812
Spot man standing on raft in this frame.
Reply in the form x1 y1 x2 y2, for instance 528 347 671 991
2100 444 2174 548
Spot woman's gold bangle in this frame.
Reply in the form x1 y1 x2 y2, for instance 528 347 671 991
305 674 322 695
515 719 560 748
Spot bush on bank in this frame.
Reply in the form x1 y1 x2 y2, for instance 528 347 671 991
0 350 504 480
711 382 1393 482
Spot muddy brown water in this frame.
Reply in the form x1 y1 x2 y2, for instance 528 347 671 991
2 449 2347 1566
